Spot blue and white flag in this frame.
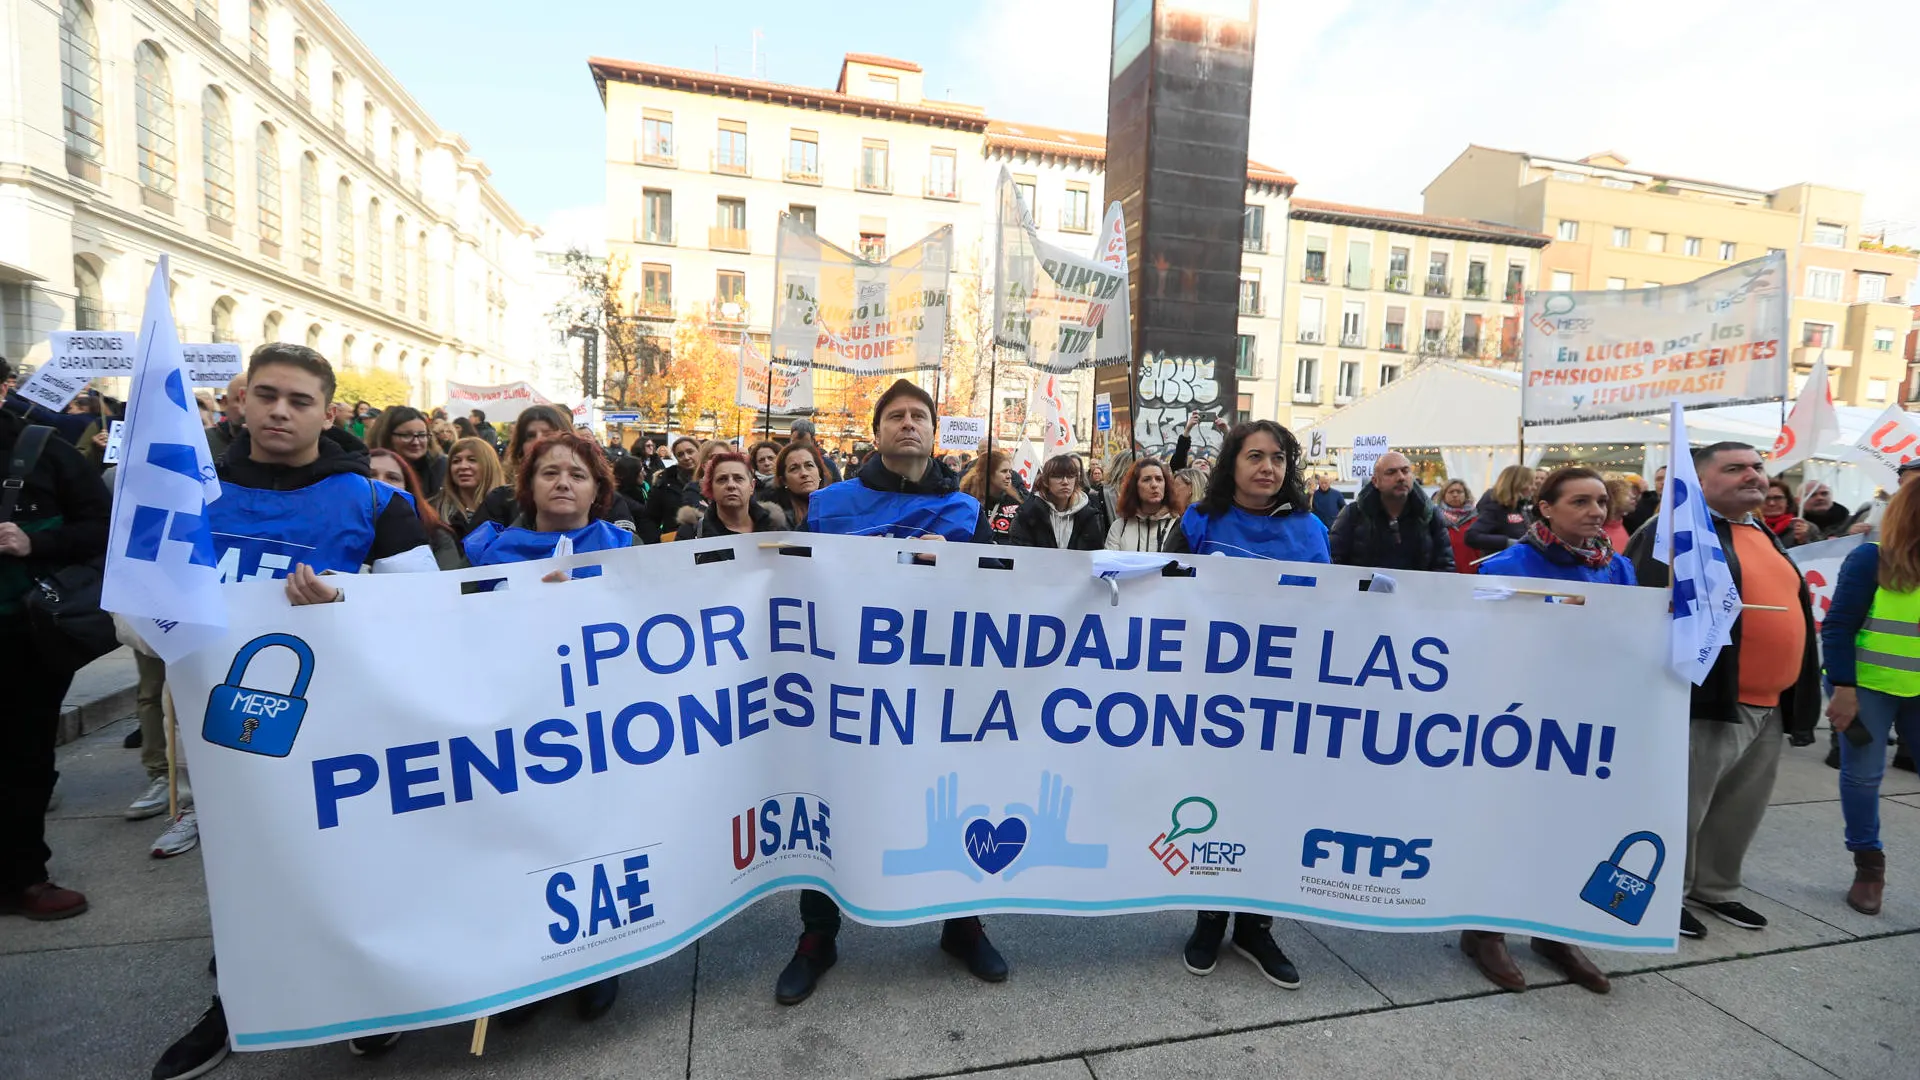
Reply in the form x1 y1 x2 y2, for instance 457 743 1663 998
1653 401 1743 683
102 255 227 662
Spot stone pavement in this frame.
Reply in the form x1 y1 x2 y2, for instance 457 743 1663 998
57 646 140 746
5 716 1918 1080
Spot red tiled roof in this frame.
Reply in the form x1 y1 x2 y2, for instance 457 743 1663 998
985 120 1295 188
1290 198 1551 246
841 53 922 73
588 57 988 131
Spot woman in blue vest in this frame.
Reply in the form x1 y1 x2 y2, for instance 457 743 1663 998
464 430 632 578
1819 480 1920 916
1162 419 1324 991
1464 465 1627 995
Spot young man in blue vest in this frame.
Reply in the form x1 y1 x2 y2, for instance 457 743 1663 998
775 379 991 1005
153 342 434 1079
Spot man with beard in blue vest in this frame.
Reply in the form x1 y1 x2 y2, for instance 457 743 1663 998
774 378 993 1005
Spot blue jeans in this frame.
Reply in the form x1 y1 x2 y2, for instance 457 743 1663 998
1839 688 1920 851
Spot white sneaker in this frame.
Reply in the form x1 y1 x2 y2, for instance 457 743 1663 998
127 777 188 820
152 809 199 859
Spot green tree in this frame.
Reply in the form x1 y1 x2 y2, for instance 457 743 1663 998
333 368 412 409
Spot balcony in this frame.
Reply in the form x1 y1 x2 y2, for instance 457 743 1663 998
1385 273 1410 294
1239 296 1265 317
924 177 961 201
708 226 750 252
1302 266 1328 285
1382 337 1405 353
1244 233 1269 254
1505 284 1525 304
709 299 750 325
637 143 677 168
636 222 675 246
1465 281 1489 300
856 168 893 194
785 163 821 185
1340 332 1365 349
635 298 674 321
710 151 750 177
1292 389 1323 405
1425 275 1452 297
1344 270 1370 291
1793 345 1854 369
1297 329 1323 345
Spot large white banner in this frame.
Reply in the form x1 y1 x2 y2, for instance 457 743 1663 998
443 380 554 425
735 336 814 414
992 167 1131 374
771 216 951 375
171 537 1686 1050
1522 253 1789 425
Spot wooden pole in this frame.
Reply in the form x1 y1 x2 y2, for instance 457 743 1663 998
1516 416 1526 468
469 1016 489 1056
164 686 179 818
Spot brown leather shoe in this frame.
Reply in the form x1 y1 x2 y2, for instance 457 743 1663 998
0 881 89 921
1459 930 1526 991
1530 938 1610 994
1848 850 1885 915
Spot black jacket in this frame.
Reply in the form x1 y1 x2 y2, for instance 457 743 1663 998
1007 494 1106 551
1625 515 1820 738
0 410 111 613
1464 491 1530 554
676 498 789 541
643 463 690 537
973 493 1023 545
1622 489 1660 535
219 427 428 566
1328 484 1455 572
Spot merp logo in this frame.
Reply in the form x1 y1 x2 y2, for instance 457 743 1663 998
546 851 655 946
202 634 313 757
1147 797 1247 877
1302 829 1433 880
732 793 831 872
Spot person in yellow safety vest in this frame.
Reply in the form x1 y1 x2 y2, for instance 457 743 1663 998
1819 480 1920 916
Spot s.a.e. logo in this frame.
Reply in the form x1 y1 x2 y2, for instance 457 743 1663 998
545 851 655 948
1301 829 1432 879
732 793 831 874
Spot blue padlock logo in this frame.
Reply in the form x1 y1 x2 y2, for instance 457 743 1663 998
202 633 314 758
1579 831 1665 925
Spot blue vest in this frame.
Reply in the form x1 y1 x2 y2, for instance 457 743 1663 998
807 478 980 541
463 518 634 573
207 473 402 583
1478 542 1636 586
1180 504 1330 563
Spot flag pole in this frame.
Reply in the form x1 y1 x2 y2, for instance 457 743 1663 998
763 352 773 442
1516 416 1526 468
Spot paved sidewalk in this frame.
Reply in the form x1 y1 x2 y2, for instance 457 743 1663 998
4 717 1917 1080
57 646 141 746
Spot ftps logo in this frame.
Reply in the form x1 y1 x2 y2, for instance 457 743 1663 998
1147 797 1248 877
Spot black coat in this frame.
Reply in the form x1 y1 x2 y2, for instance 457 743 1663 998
642 464 690 537
1328 484 1455 573
1625 516 1819 738
1464 491 1530 554
1622 489 1660 535
1007 494 1106 551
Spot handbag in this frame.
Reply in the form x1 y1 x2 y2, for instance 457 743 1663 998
4 424 118 672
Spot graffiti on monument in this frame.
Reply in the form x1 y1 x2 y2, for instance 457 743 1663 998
1134 352 1225 459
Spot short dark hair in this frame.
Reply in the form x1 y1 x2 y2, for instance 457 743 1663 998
469 408 486 422
1197 420 1309 519
774 441 826 493
1035 453 1081 489
671 435 699 454
1692 441 1758 469
247 343 335 402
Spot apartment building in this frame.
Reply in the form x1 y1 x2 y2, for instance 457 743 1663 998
2 0 543 403
1423 147 1919 407
1277 200 1547 428
590 52 1295 439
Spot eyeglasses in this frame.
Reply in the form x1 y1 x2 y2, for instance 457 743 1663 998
395 431 432 443
1764 494 1788 503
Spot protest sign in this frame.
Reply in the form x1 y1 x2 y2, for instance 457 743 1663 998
182 343 245 389
992 167 1131 374
102 419 125 464
771 217 951 375
445 380 554 425
938 416 987 451
49 330 138 377
1790 534 1865 634
1349 435 1389 481
735 337 814 414
1847 403 1920 485
13 366 93 411
1522 253 1788 425
171 536 1686 1049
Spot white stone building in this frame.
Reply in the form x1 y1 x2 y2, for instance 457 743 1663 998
0 0 544 404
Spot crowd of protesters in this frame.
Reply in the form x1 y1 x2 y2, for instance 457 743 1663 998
0 343 1909 1078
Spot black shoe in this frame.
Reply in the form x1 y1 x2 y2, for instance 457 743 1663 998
125 728 144 749
152 997 229 1080
496 998 547 1027
774 932 838 1005
1230 922 1302 989
207 955 216 977
346 1032 401 1057
1679 908 1708 939
1896 753 1917 774
1183 911 1229 975
1695 899 1767 930
1825 742 1841 769
574 976 618 1021
939 917 1008 983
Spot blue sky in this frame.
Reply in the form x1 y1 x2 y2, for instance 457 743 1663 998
331 0 1920 244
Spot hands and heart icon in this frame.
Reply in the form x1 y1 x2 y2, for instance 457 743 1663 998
880 771 1107 882
962 817 1028 875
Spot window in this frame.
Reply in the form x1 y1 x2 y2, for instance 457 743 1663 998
1340 301 1364 347
298 152 321 267
1859 273 1889 303
716 270 746 306
1465 259 1487 298
788 204 816 231
1293 356 1319 399
1425 251 1450 296
1336 360 1359 400
1606 277 1627 290
1504 263 1525 303
1345 241 1371 290
366 198 382 295
1423 309 1445 353
715 120 748 175
1550 270 1574 291
73 258 103 331
1239 276 1262 317
1378 363 1402 387
335 177 354 283
1802 322 1834 348
1061 183 1089 230
713 196 747 251
330 72 344 129
415 231 428 317
413 147 423 190
1014 178 1037 219
262 310 281 342
1646 232 1666 253
858 232 886 260
339 334 354 367
201 87 234 225
860 139 890 191
392 218 406 310
1813 221 1847 248
248 0 268 65
1719 241 1736 261
641 111 674 164
1237 393 1253 417
1611 226 1630 247
1235 334 1256 377
1684 236 1702 257
134 42 176 197
1768 247 1785 258
787 130 819 181
1462 313 1483 357
255 123 281 248
1643 281 1662 289
362 101 375 155
293 38 309 103
389 126 400 174
1302 240 1327 284
866 73 898 100
60 0 104 176
211 297 235 344
305 323 322 349
1296 295 1321 340
1386 247 1409 292
1869 378 1889 401
641 189 672 243
640 264 672 315
1243 205 1266 252
1501 315 1521 360
1557 220 1578 242
1875 329 1896 353
1806 268 1843 301
930 149 959 200
1383 305 1405 351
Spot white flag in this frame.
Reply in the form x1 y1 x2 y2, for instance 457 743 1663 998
1037 373 1073 458
1653 402 1743 684
992 167 1131 374
102 256 227 662
1769 351 1839 474
1010 441 1042 490
1847 401 1920 486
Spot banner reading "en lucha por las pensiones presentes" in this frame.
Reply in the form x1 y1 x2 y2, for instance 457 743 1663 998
171 536 1687 1049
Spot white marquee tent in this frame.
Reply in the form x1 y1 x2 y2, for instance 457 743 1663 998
1295 361 1890 506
